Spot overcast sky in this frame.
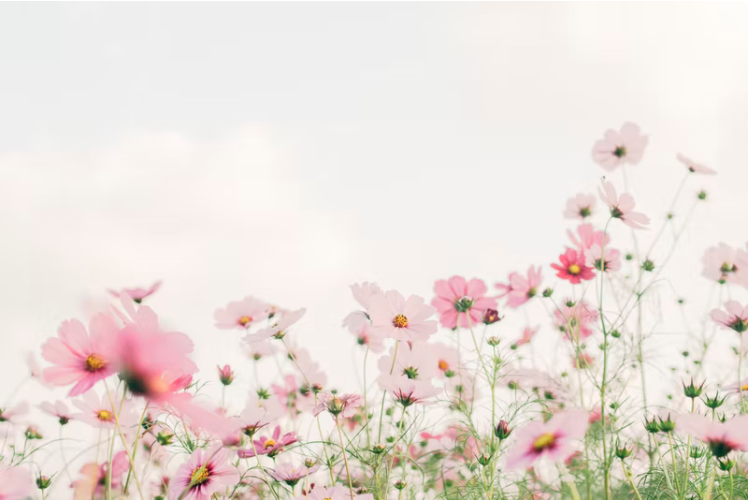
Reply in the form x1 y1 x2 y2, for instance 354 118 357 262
2 3 748 412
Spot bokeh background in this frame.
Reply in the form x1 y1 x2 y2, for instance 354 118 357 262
2 2 748 412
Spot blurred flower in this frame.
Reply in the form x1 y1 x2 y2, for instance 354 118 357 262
496 266 543 309
214 296 270 330
563 193 596 220
217 365 234 386
108 280 162 303
677 413 748 458
0 401 29 424
505 410 589 470
514 325 539 347
169 445 240 500
592 122 648 171
313 393 362 418
268 461 320 487
379 374 441 407
72 451 129 500
586 244 621 273
0 466 34 500
677 153 716 175
244 308 306 343
711 301 748 333
71 391 136 430
703 243 741 284
38 400 72 425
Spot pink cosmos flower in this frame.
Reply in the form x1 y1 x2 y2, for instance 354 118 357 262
446 373 477 405
0 466 33 500
238 425 299 458
71 390 137 430
0 402 29 425
586 244 621 273
169 445 240 500
505 410 589 471
244 340 275 361
346 321 386 354
26 353 49 387
268 461 320 487
38 400 73 425
676 413 748 457
72 450 130 500
214 296 270 330
496 266 543 309
598 180 650 229
427 342 460 378
514 326 539 347
313 393 363 419
677 153 716 175
379 374 441 407
108 280 162 303
431 276 498 329
378 344 438 382
244 308 306 344
567 224 609 257
41 314 119 397
368 290 437 342
217 365 234 386
703 243 741 284
563 194 596 220
554 301 598 341
551 249 595 284
592 122 648 171
342 282 384 334
711 301 748 333
237 394 284 437
300 486 373 500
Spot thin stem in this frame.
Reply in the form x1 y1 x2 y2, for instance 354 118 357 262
682 398 694 498
363 346 371 448
103 381 145 500
739 332 745 414
250 439 280 500
377 340 400 443
667 432 681 495
621 460 644 500
335 416 355 500
123 404 149 495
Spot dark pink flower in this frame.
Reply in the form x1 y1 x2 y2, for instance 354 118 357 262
238 425 298 458
431 276 498 329
551 249 594 284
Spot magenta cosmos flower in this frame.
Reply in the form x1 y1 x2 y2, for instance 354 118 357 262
711 301 748 333
551 249 594 284
214 296 270 330
676 413 748 457
563 193 596 220
431 276 497 329
169 445 240 500
368 290 437 342
108 280 162 303
677 153 716 175
505 410 589 471
0 466 33 500
592 122 648 171
598 180 650 229
41 314 119 397
496 266 543 309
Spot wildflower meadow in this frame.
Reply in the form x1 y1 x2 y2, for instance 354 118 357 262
2 122 747 500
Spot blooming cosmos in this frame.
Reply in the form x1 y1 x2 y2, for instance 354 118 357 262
71 390 136 430
586 244 621 273
676 413 748 457
244 308 306 344
342 282 383 332
268 461 320 487
0 402 29 424
677 153 716 175
378 344 438 381
496 266 543 309
38 400 73 425
598 180 650 229
554 301 598 341
0 466 33 500
702 243 741 284
567 223 609 258
72 450 130 500
41 314 118 397
214 296 270 330
368 290 437 342
169 445 240 500
505 410 589 471
711 301 748 333
108 280 162 303
563 193 596 220
592 122 648 171
313 393 362 418
238 425 298 458
431 276 498 329
379 374 441 407
551 248 594 284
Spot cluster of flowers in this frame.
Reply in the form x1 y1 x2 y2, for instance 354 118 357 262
1 123 746 500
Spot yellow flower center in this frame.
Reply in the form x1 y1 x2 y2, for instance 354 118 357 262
438 360 449 372
238 316 252 326
742 385 748 391
264 439 277 449
190 466 210 485
533 432 556 451
85 353 106 372
96 410 112 421
568 264 581 275
392 314 409 328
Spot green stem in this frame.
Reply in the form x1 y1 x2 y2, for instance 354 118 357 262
667 432 681 495
377 340 400 443
621 460 644 500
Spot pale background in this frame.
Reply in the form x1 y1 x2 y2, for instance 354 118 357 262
2 2 748 426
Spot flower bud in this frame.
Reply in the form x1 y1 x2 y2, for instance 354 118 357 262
615 445 632 460
718 458 735 471
393 480 407 491
495 420 512 440
643 417 660 434
658 414 676 433
477 454 491 466
327 396 346 416
487 336 500 347
682 377 704 399
25 427 43 440
217 365 234 386
36 476 51 490
157 431 174 446
703 392 726 410
371 444 386 454
483 309 501 325
697 190 707 200
542 288 554 298
641 259 655 272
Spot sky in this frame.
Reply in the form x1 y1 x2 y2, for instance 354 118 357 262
1 2 748 415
